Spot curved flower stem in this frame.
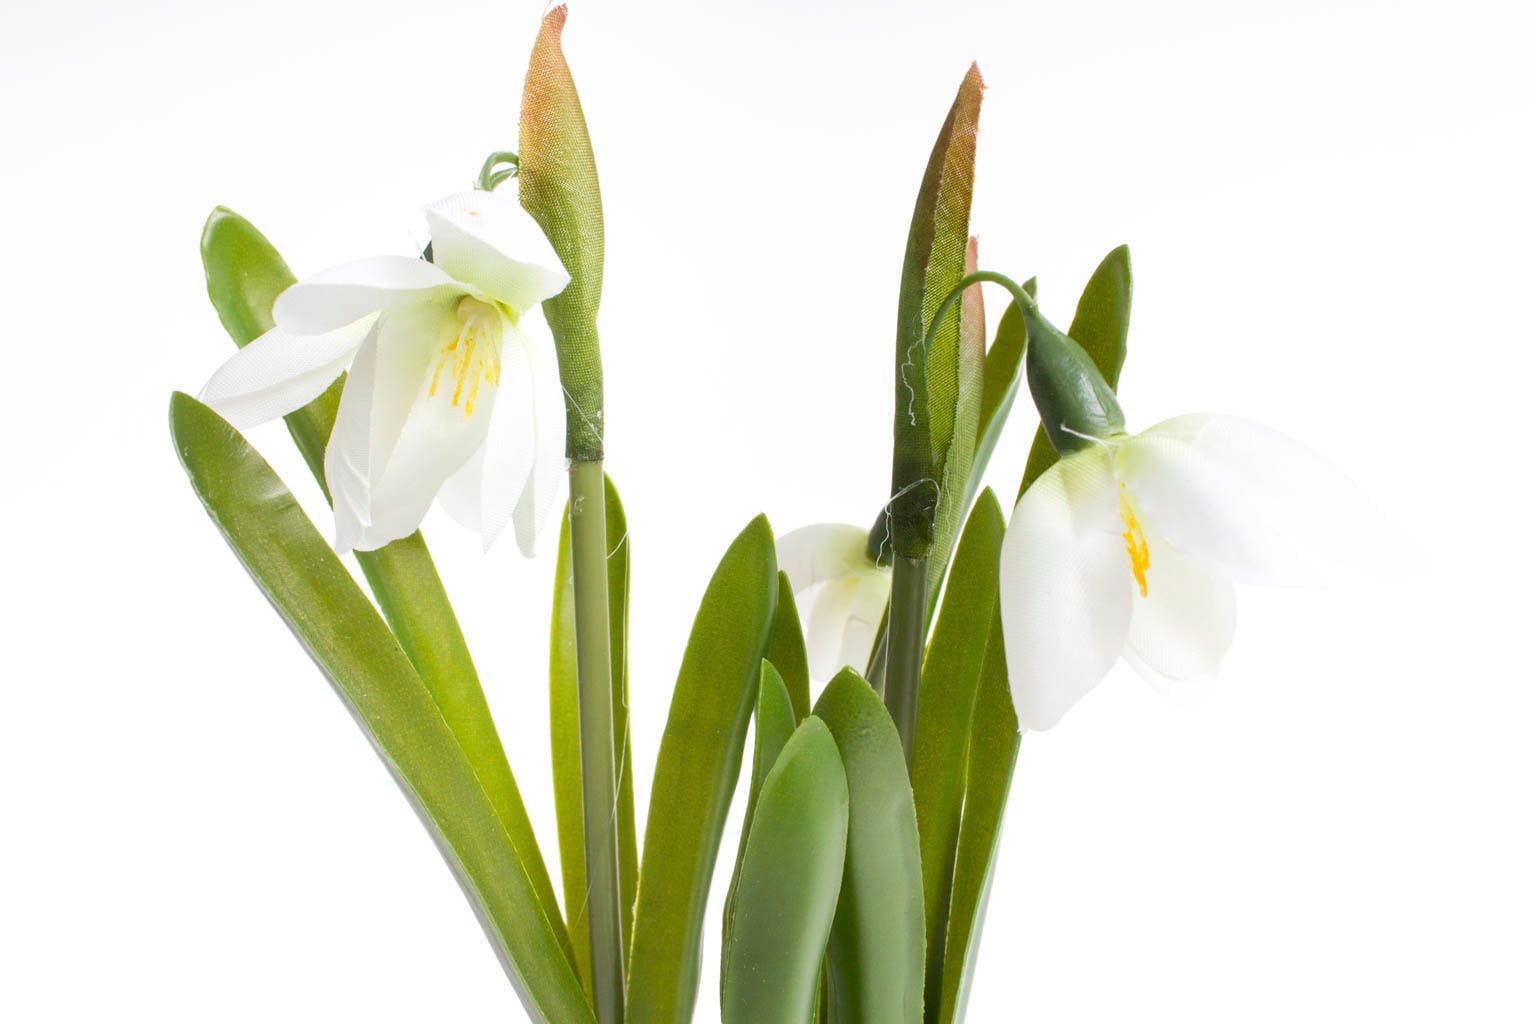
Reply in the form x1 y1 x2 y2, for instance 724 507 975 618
884 554 930 765
884 270 1035 767
567 460 625 1024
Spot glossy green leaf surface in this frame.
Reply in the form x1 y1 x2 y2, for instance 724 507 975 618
909 491 1005 1021
201 208 572 964
721 662 801 1004
720 719 850 1024
169 393 592 1023
550 473 638 995
888 65 984 558
937 613 1020 1024
519 6 606 460
1018 245 1132 497
628 517 779 1024
764 571 812 721
815 670 926 1024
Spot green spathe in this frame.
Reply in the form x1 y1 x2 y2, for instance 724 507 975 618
1023 304 1125 455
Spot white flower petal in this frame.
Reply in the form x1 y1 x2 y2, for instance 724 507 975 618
1117 414 1348 587
839 567 893 678
775 524 873 596
273 256 463 334
322 302 455 553
425 191 571 313
200 318 372 428
508 322 568 556
1124 533 1236 683
437 440 487 533
324 326 383 554
806 575 861 679
351 357 500 552
999 447 1134 731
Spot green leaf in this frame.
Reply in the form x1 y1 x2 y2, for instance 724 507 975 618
720 719 850 1024
721 662 801 1004
926 238 986 604
815 670 926 1024
937 613 1020 1024
909 491 1005 1022
519 5 606 460
888 64 984 558
764 571 812 721
628 517 779 1024
200 208 573 967
1018 245 1132 497
550 473 638 996
169 393 592 1023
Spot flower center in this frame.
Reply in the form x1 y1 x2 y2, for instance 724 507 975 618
1118 481 1150 597
430 297 503 418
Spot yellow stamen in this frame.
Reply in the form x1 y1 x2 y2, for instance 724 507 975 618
1118 481 1151 597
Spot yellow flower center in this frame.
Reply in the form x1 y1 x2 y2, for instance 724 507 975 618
430 297 503 418
1118 481 1150 597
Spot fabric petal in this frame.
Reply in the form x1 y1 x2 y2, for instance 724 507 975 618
424 191 571 313
200 318 372 428
806 575 861 680
508 319 569 556
775 524 874 596
999 447 1133 731
437 440 488 533
1117 414 1354 587
323 324 383 553
274 255 463 334
839 566 893 678
1124 533 1237 684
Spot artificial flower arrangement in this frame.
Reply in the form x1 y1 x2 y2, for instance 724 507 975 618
171 9 1347 1023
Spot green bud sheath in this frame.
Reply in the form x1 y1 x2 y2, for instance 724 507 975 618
520 6 606 461
1023 305 1125 454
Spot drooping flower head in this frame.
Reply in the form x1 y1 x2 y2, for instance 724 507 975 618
201 190 571 554
1000 304 1361 730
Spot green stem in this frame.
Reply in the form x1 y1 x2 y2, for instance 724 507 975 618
568 460 625 1024
884 554 929 766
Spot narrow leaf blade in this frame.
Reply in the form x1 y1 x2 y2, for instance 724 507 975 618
720 719 849 1024
628 517 779 1024
910 491 1006 1021
937 614 1020 1024
815 670 926 1024
170 393 592 1023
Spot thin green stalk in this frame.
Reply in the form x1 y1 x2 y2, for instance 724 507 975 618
884 554 929 766
568 460 625 1024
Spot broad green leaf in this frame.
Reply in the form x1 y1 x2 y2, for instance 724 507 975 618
628 517 779 1024
1018 245 1132 497
926 237 986 603
721 662 801 1004
519 5 606 461
888 64 984 558
815 670 925 1024
169 393 592 1023
720 719 849 1024
909 491 1005 1022
550 473 638 995
200 208 572 965
764 571 812 721
937 614 1020 1024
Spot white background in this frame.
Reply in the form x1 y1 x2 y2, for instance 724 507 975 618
3 0 1533 1019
